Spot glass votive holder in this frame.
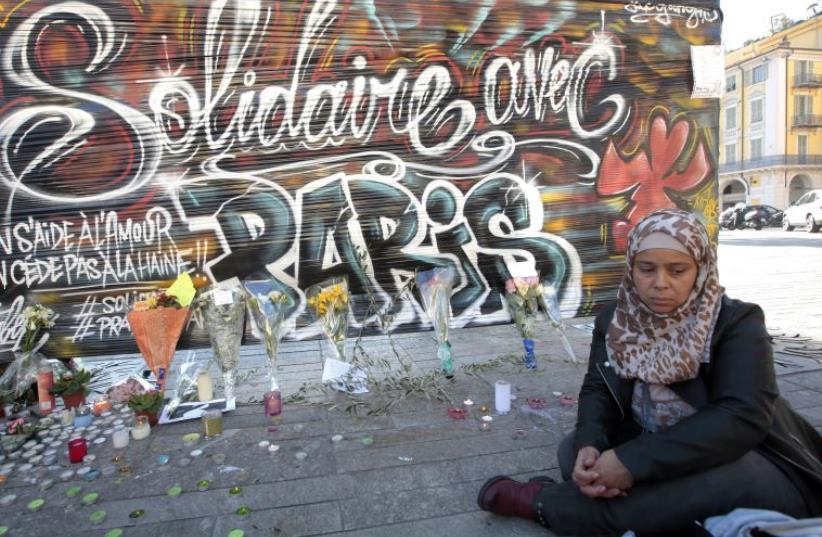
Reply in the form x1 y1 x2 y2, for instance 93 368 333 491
112 429 130 449
202 410 223 438
131 416 151 440
479 415 493 432
263 390 282 423
67 438 88 464
73 406 93 428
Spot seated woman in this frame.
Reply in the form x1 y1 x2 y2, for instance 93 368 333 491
478 209 822 536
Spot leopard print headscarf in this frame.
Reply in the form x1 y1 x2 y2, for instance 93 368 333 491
607 209 724 385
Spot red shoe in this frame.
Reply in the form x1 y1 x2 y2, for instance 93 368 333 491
476 475 550 519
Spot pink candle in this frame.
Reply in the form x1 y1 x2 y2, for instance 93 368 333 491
264 390 282 420
37 366 55 414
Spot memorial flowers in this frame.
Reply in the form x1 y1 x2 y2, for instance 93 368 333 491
504 275 542 369
416 267 456 376
127 273 195 391
0 304 57 401
197 286 246 407
244 281 292 392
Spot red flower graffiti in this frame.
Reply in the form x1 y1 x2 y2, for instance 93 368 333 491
596 114 713 252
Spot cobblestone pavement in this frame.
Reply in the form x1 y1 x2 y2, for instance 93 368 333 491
1 231 820 536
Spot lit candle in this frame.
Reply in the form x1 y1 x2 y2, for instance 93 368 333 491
73 406 93 428
479 415 493 432
112 429 129 449
92 399 112 416
67 438 87 464
202 410 223 438
37 366 55 415
495 380 511 415
197 371 213 402
263 390 282 422
131 416 151 440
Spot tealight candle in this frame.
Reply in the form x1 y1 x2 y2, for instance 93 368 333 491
479 415 493 432
131 416 151 441
197 371 214 402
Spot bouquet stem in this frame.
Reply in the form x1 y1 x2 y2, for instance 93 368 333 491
222 370 236 405
437 341 454 377
522 338 537 369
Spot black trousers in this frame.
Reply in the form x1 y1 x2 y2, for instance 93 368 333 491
533 433 810 537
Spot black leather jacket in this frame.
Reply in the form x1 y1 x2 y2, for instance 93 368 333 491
575 296 822 513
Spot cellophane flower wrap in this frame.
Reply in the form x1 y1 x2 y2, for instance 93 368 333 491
244 281 292 392
416 267 456 376
307 277 367 393
127 274 195 392
0 304 56 399
306 277 350 363
197 286 246 406
504 275 541 369
537 284 578 363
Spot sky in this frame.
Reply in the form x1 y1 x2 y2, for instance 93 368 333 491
722 0 821 50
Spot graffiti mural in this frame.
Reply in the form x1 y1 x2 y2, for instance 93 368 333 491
0 0 721 358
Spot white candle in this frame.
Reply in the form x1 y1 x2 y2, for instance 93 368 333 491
112 430 129 449
495 380 511 415
197 371 214 402
61 409 75 427
131 417 151 441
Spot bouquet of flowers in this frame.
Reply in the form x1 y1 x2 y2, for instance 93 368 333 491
197 286 246 407
127 273 195 391
0 304 57 400
307 277 366 393
416 266 456 376
504 275 542 369
244 280 293 392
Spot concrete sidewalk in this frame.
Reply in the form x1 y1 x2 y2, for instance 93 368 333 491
1 321 821 537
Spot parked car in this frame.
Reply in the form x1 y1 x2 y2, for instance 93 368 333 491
783 189 822 233
720 204 783 230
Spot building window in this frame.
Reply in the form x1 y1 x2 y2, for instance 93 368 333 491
798 135 808 156
795 94 813 116
725 143 737 163
725 106 737 130
749 65 767 85
751 99 764 124
750 138 763 160
726 74 737 92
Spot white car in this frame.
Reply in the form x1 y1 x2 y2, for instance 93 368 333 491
783 189 822 233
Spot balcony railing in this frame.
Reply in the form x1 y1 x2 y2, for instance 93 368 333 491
719 154 822 174
793 73 822 87
792 114 822 128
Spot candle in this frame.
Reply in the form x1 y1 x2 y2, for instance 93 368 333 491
479 415 493 432
73 406 93 428
131 416 151 440
202 410 222 438
263 390 282 422
92 399 112 416
61 409 75 426
197 371 214 402
37 366 55 414
67 438 87 464
112 430 129 449
494 380 511 415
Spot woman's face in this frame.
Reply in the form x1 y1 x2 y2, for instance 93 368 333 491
632 248 698 314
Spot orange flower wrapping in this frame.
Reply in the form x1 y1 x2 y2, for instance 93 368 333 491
126 307 190 392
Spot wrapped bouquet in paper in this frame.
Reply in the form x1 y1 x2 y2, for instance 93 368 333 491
244 280 292 394
198 286 245 408
307 277 366 394
538 284 577 363
127 273 195 391
416 267 456 376
504 274 541 369
0 304 56 402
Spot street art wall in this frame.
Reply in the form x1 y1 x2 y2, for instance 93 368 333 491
0 0 722 358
